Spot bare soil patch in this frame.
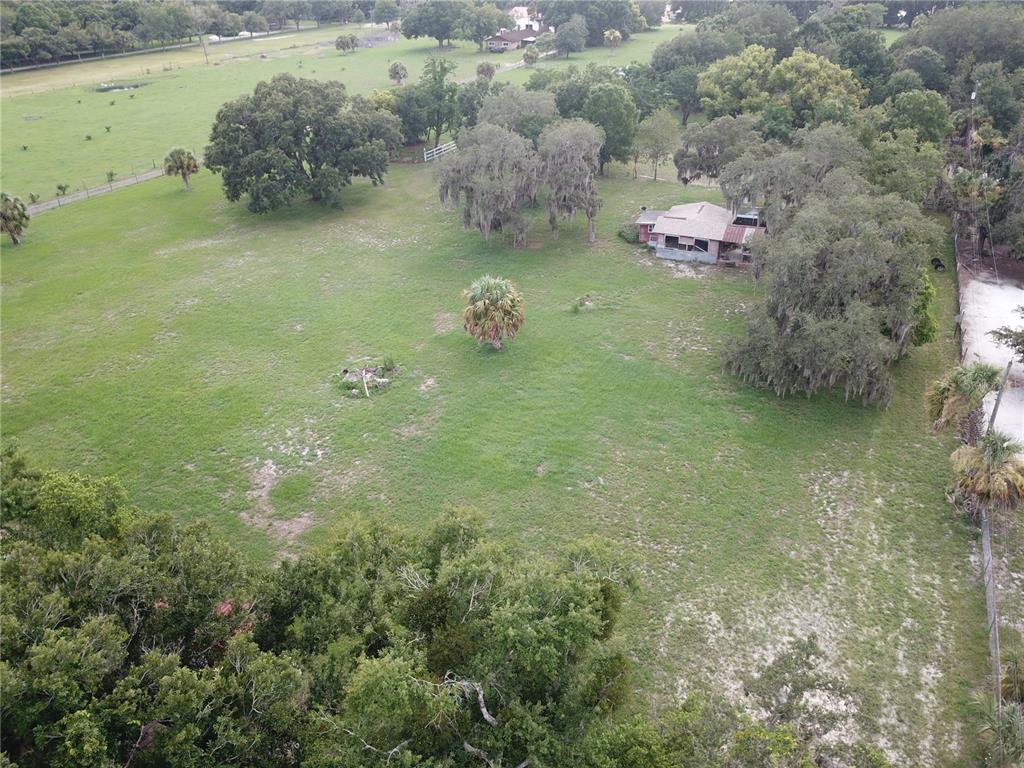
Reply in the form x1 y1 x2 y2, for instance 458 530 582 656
241 457 317 557
433 311 457 334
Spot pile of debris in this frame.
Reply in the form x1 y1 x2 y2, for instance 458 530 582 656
337 359 398 398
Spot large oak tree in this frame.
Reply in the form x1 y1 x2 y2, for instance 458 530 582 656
204 74 401 213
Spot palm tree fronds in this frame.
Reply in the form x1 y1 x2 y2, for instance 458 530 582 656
952 430 1024 512
927 363 1002 431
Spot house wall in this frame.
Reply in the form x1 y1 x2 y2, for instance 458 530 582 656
655 246 717 264
653 238 720 264
638 224 653 244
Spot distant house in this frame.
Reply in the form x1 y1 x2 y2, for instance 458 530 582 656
485 28 537 52
509 5 539 30
636 202 764 264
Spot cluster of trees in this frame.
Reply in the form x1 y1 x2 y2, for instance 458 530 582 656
400 0 508 51
439 111 605 247
674 87 947 406
0 0 391 68
667 1 962 28
0 445 895 767
599 2 1024 405
398 0 662 53
889 4 1024 257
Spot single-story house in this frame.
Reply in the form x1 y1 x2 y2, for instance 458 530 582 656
485 28 537 52
636 202 764 264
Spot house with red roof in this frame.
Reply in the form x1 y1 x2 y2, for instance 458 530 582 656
485 28 538 52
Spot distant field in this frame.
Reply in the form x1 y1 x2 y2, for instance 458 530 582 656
1 156 986 766
881 27 908 47
0 24 685 199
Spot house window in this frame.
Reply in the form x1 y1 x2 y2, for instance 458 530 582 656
647 224 654 233
694 239 708 252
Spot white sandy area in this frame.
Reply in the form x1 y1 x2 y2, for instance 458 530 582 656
959 269 1024 442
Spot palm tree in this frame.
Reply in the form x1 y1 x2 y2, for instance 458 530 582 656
926 363 1002 432
0 193 30 245
1003 651 1024 704
952 431 1024 513
163 149 200 190
603 28 621 56
976 695 1024 766
462 275 524 350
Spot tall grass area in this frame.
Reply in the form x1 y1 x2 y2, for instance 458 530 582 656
0 24 685 199
1 159 985 766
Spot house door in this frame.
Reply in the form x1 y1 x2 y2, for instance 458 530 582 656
665 236 678 248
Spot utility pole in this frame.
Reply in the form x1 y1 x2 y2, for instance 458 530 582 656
192 2 209 65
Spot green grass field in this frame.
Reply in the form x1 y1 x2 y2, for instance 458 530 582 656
0 16 985 766
881 27 907 47
1 158 985 766
0 24 685 199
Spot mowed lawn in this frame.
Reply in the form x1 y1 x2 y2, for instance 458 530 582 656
0 24 686 199
1 159 985 766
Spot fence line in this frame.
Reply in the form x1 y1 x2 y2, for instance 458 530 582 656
27 166 166 216
980 507 1003 710
0 25 339 76
423 141 457 163
953 210 1012 721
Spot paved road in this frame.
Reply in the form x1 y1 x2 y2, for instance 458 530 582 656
26 168 166 216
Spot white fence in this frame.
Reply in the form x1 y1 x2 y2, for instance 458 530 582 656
423 141 457 163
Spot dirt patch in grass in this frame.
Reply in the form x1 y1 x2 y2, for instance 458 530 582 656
419 376 437 393
671 262 707 279
433 311 457 334
395 423 426 438
240 459 316 556
650 466 965 766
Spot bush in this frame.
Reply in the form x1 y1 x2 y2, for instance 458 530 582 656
617 222 640 243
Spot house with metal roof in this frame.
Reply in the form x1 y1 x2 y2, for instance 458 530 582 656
636 202 764 264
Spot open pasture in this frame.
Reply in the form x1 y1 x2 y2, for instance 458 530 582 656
0 24 685 199
0 156 985 766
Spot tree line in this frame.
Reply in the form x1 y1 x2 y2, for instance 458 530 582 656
0 0 668 69
0 0 387 69
0 445 896 768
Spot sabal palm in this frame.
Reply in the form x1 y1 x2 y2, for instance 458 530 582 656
952 431 1024 512
462 275 524 350
163 148 199 190
1003 651 1024 704
976 696 1024 765
0 192 29 245
926 363 1001 431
